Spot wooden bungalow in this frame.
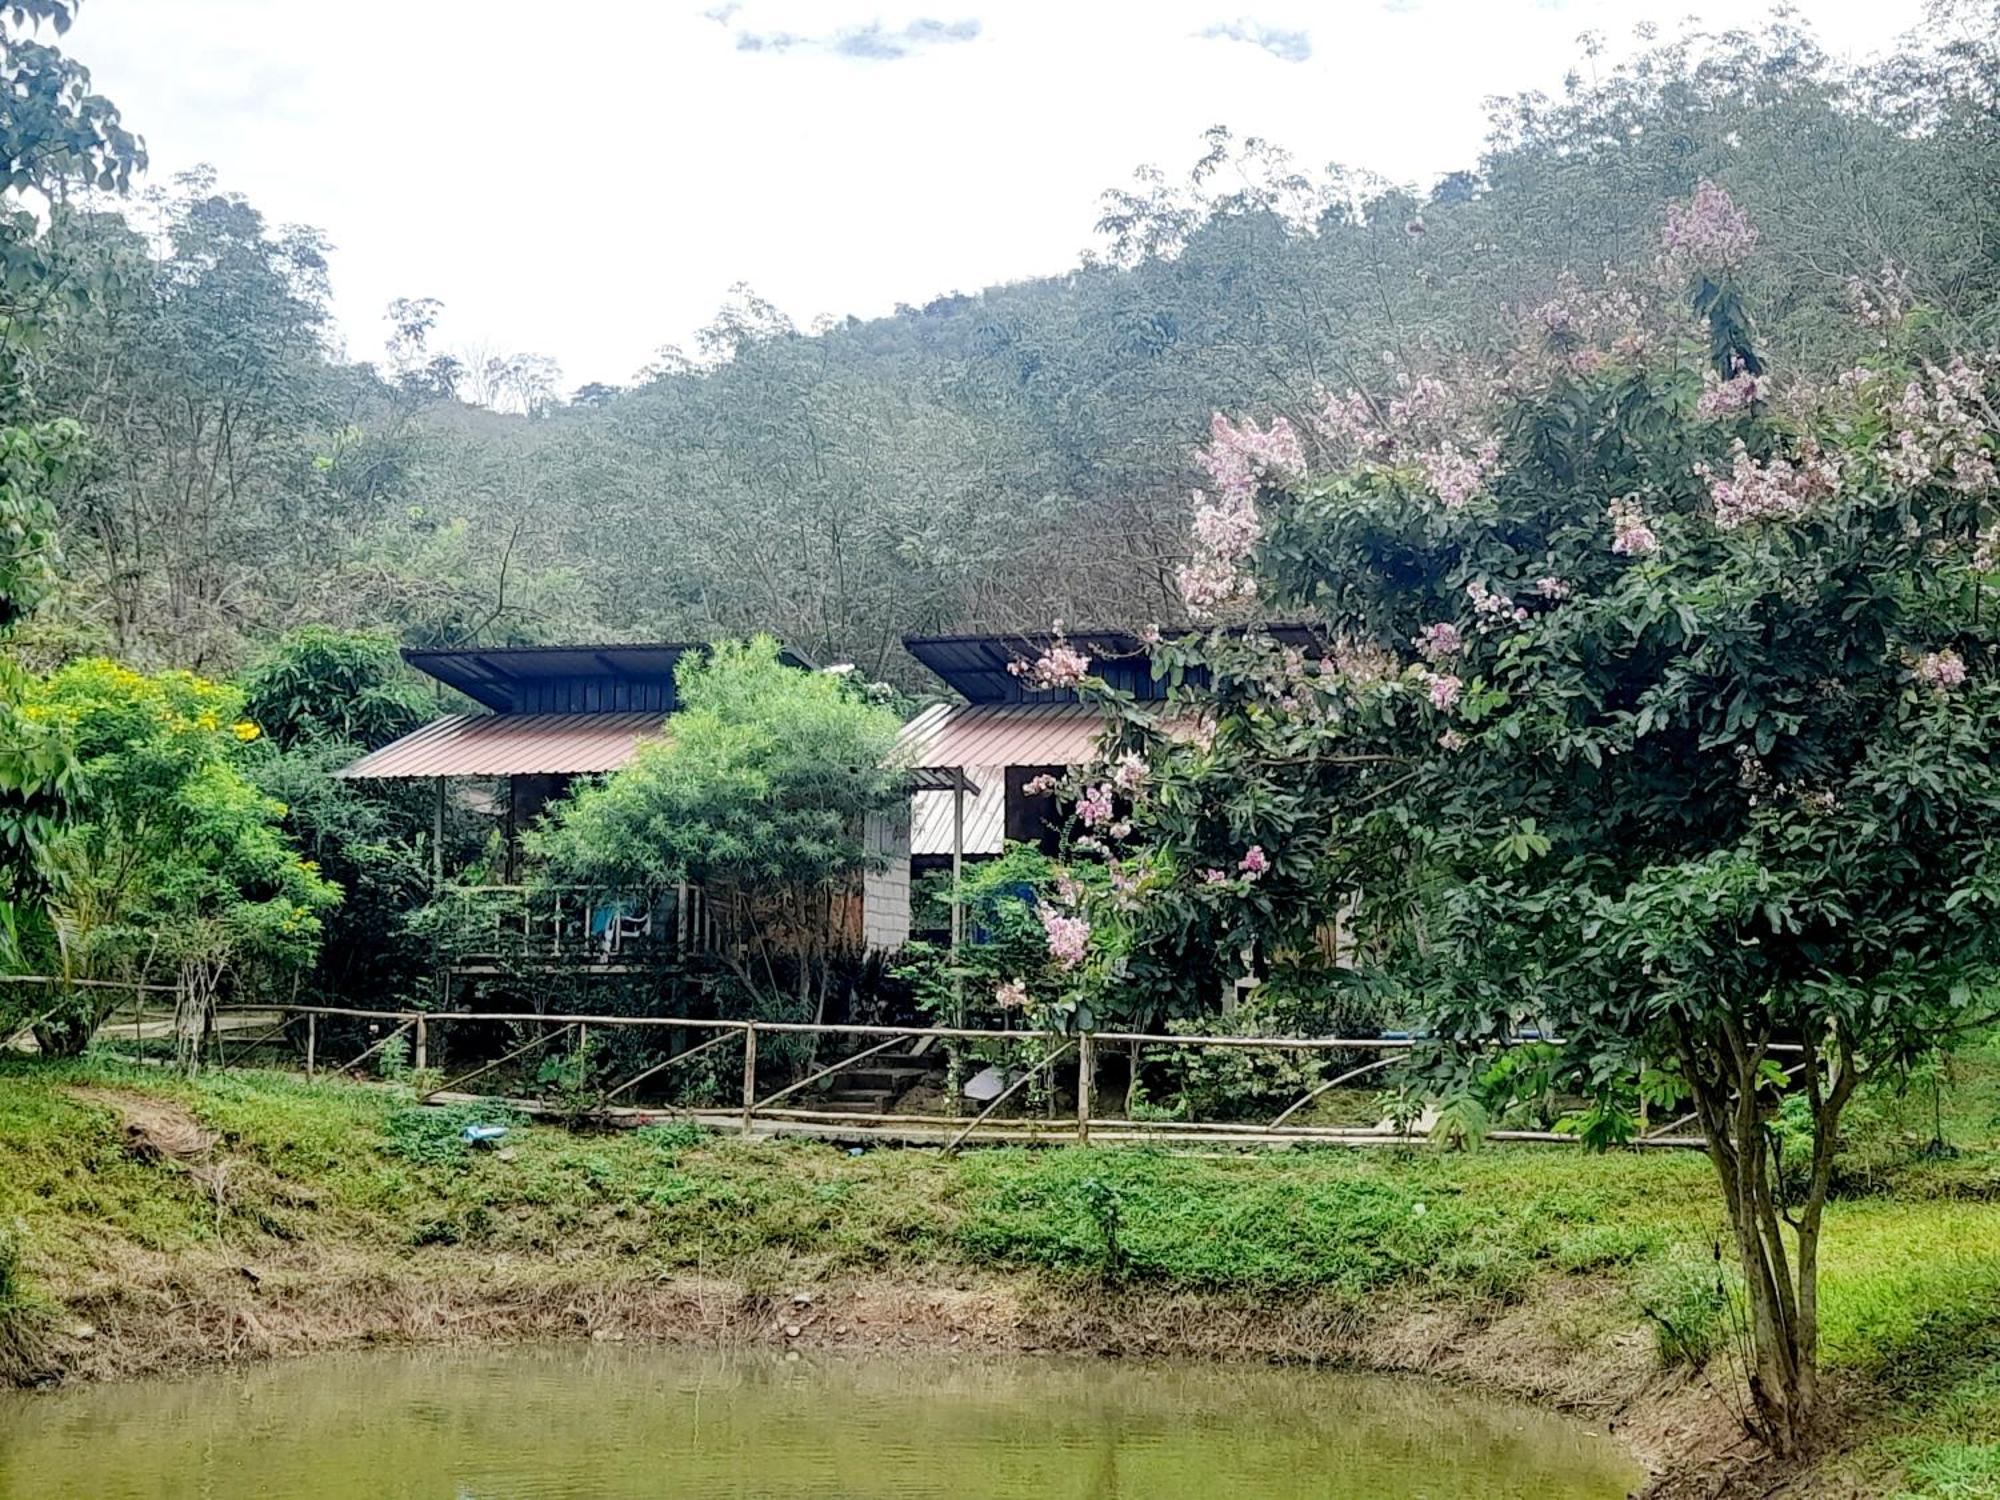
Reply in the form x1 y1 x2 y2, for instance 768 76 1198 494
336 641 815 987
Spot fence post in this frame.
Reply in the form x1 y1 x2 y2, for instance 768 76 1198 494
306 1012 317 1080
415 1015 428 1074
740 1024 758 1137
1076 1032 1094 1146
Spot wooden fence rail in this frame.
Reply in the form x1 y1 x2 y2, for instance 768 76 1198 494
0 979 1746 1152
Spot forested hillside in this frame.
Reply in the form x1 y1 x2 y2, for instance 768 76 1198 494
14 8 2000 683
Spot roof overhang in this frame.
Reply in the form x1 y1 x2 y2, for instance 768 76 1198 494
336 712 667 779
402 641 812 711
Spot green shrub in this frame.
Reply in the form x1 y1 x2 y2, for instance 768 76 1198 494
380 1103 517 1168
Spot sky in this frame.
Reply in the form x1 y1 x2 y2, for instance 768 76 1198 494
66 0 1930 393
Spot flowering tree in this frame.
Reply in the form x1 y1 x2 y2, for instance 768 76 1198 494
1074 185 2000 1452
19 660 338 1065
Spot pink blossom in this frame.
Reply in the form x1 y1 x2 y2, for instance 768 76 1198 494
1422 671 1463 712
1703 440 1840 530
1109 751 1147 794
1200 868 1229 885
1416 621 1464 661
1881 357 1998 495
1697 365 1766 419
1661 181 1758 276
1439 729 1467 752
1535 576 1571 600
1198 412 1306 501
1915 650 1967 691
1239 845 1270 877
994 979 1029 1010
1608 497 1659 557
1846 263 1911 332
1022 773 1061 797
1418 442 1495 510
1076 783 1115 828
1010 637 1092 691
1038 905 1091 969
1465 578 1527 630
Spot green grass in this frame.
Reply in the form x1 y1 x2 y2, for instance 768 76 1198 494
2 1034 1997 1493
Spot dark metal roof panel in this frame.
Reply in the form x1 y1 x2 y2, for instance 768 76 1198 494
335 712 668 779
402 641 811 710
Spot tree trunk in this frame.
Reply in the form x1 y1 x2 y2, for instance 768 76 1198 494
1681 1023 1857 1458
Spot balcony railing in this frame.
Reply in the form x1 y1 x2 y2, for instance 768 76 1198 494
426 884 704 974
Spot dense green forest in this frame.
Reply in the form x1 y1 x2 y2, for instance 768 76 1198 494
6 6 1999 683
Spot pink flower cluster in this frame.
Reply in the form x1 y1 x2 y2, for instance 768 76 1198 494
1038 905 1091 969
1238 845 1269 877
1465 578 1528 629
1439 729 1467 752
994 978 1029 1010
1703 440 1840 530
1316 374 1501 511
1179 411 1303 618
1178 492 1262 617
1416 621 1463 661
1846 263 1911 333
1010 636 1092 690
1661 181 1758 276
1608 497 1659 558
1076 783 1115 828
1110 751 1147 794
1197 411 1306 500
1418 670 1462 712
1522 271 1652 376
1697 365 1766 419
1884 357 1998 496
1915 649 1967 691
1535 575 1571 600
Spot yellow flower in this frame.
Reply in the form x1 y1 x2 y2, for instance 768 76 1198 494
232 721 261 742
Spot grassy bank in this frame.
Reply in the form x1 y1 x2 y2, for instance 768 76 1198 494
2 1041 1997 1497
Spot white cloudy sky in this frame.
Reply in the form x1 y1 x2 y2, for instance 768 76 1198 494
67 0 1926 391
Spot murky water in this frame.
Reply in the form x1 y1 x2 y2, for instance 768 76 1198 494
0 1345 1640 1498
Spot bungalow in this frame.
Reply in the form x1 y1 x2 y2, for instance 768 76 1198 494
336 641 811 985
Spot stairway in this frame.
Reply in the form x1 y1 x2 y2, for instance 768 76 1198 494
810 1059 935 1116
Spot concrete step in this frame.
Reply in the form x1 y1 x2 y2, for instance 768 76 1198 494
810 1092 898 1115
844 1066 934 1092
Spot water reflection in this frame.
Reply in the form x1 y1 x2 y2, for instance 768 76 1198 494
0 1344 1641 1498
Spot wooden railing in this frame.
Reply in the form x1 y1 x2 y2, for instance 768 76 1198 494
19 988 1730 1152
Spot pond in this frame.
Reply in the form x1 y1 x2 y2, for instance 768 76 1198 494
0 1345 1642 1498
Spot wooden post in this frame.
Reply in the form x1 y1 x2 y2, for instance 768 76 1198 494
948 769 967 1119
415 1015 428 1074
740 1024 758 1137
305 1012 317 1080
1076 1032 1094 1146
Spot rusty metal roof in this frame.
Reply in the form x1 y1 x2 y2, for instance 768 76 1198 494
910 763 1006 856
336 712 668 779
891 702 1112 772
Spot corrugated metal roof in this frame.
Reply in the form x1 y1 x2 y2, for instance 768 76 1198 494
910 764 1006 856
891 702 1112 772
404 641 813 711
336 712 668 779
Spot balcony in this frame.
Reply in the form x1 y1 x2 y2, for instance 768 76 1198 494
424 884 702 976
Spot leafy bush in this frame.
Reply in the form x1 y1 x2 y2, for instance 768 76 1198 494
380 1103 517 1169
